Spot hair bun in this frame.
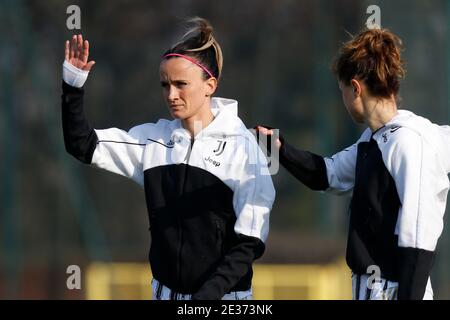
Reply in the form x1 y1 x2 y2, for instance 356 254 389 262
164 17 224 80
182 17 214 51
332 28 406 98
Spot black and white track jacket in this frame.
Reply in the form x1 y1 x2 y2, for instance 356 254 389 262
61 64 275 300
277 110 450 300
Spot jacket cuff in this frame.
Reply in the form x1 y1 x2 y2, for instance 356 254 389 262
398 247 434 300
62 60 89 88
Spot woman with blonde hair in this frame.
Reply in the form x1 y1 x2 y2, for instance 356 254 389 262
61 18 275 300
257 28 450 300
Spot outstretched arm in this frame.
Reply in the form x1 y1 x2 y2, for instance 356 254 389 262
255 126 328 191
255 125 369 195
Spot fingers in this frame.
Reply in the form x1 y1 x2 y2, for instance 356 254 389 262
274 139 282 149
77 34 83 59
84 60 96 72
71 35 77 59
65 40 70 61
66 34 94 70
81 39 89 64
78 36 86 63
255 126 274 135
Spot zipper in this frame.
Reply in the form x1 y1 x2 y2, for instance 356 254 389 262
184 138 195 161
176 137 195 287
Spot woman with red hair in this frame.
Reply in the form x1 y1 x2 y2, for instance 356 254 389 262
257 28 450 300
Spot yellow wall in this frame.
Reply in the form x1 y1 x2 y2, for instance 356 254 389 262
86 259 352 300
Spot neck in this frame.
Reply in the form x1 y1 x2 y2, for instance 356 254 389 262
182 102 215 137
363 96 398 132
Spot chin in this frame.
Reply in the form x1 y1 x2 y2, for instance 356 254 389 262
169 110 186 120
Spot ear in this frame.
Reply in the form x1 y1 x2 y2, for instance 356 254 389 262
205 77 218 97
350 79 362 97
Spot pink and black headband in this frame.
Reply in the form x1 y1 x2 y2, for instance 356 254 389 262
162 53 215 79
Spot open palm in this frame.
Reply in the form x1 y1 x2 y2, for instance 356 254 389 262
65 34 95 71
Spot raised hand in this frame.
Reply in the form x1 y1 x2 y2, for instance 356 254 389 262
65 34 96 71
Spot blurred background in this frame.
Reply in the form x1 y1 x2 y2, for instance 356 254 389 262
0 0 449 299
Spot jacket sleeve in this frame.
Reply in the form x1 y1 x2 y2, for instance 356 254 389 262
381 128 448 299
259 127 370 194
278 135 329 191
254 126 328 190
192 135 275 300
61 80 98 164
322 128 372 195
61 74 147 186
90 126 148 186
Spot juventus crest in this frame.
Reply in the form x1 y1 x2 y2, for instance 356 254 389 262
213 140 227 156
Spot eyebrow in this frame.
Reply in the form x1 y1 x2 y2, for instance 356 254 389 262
160 80 188 85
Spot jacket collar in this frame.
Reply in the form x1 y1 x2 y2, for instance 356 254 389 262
171 97 246 141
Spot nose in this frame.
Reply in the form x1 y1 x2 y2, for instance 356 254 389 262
167 85 179 102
